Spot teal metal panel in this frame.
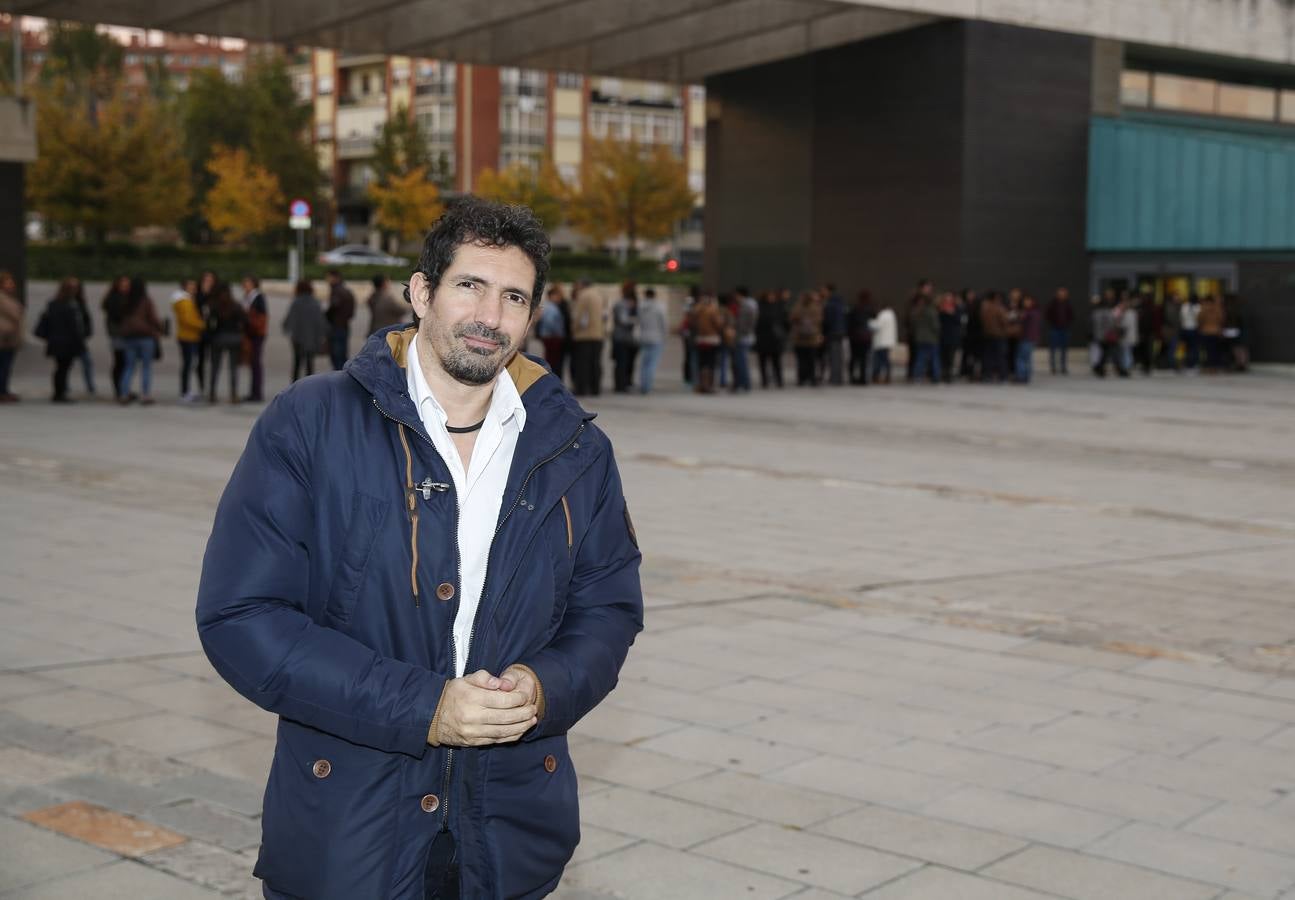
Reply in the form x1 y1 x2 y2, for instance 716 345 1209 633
1088 116 1295 251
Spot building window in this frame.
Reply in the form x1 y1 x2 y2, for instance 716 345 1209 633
1120 70 1151 107
1282 90 1295 124
558 163 577 182
317 121 333 140
1151 73 1217 115
317 74 334 95
1217 83 1277 121
554 117 581 138
556 72 582 90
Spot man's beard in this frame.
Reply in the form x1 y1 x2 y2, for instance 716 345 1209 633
439 322 513 385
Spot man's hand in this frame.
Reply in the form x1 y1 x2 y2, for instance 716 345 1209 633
430 670 536 747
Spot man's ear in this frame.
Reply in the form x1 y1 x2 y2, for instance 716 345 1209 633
409 272 432 319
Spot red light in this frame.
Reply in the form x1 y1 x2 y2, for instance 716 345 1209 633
666 259 679 272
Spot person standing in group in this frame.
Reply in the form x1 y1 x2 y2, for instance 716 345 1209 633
64 279 96 397
690 292 725 394
1091 294 1127 378
716 294 735 389
959 288 982 382
569 278 606 396
1004 289 1023 379
33 278 86 403
1045 287 1073 375
868 301 897 384
1016 294 1042 384
101 275 132 400
1198 293 1225 373
325 269 357 371
1161 292 1182 372
731 285 758 393
821 283 846 387
195 270 217 399
172 277 206 403
284 279 329 383
790 290 824 387
847 290 873 386
1180 294 1201 372
0 271 22 403
636 287 668 395
1134 291 1158 376
679 285 698 388
536 285 569 383
367 273 408 336
909 293 941 383
755 289 788 389
116 277 163 405
197 198 642 900
937 292 962 384
1119 295 1139 375
979 291 1009 383
242 274 269 403
1223 293 1248 372
610 282 639 394
206 281 248 403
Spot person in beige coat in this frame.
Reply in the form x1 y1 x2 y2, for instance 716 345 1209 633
0 271 24 402
569 279 606 396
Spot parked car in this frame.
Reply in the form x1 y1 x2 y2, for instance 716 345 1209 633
317 244 410 267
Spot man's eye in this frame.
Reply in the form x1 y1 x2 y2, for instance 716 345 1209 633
506 294 529 306
458 281 477 290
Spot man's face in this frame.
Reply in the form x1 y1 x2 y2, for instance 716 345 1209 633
184 280 197 296
410 242 537 387
242 278 255 294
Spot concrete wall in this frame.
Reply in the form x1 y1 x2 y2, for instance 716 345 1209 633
0 162 25 304
1239 260 1295 363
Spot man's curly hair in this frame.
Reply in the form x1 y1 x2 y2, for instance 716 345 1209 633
409 196 551 311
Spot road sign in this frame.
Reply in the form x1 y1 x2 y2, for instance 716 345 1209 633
289 198 311 231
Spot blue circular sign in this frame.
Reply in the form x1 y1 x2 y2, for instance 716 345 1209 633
290 199 310 218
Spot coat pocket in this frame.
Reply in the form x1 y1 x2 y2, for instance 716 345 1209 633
324 491 391 625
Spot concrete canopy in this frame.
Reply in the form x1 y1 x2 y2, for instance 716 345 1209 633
5 0 1295 80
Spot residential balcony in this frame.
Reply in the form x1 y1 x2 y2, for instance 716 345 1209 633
337 134 376 159
337 92 387 108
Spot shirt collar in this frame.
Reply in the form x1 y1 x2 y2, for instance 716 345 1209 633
406 333 527 433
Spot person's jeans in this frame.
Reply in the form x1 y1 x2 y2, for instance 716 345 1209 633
758 349 783 388
209 336 241 400
179 341 201 396
329 326 350 371
913 342 940 383
52 353 76 400
1161 335 1180 371
731 339 753 391
247 336 265 400
638 342 663 394
1119 344 1133 373
1048 327 1069 373
119 336 154 398
717 345 730 388
1182 329 1200 369
292 344 316 382
78 348 96 393
938 343 957 383
870 347 891 383
0 348 15 395
1015 340 1035 383
826 337 844 385
982 338 1006 382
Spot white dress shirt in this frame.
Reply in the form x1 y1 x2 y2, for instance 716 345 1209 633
407 336 526 676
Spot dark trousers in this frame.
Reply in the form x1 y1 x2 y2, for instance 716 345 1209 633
196 337 209 395
1182 329 1200 368
0 348 14 395
1092 341 1127 377
329 326 350 371
982 338 1007 382
612 340 638 392
795 347 818 386
179 341 201 396
209 338 241 401
570 339 603 396
871 347 891 383
247 336 265 399
1203 334 1224 370
696 345 719 392
681 336 694 385
52 353 76 400
757 348 783 388
292 344 315 382
422 830 460 900
960 337 981 381
939 343 957 383
1048 327 1070 373
541 337 566 383
111 347 126 398
849 340 871 384
825 337 844 385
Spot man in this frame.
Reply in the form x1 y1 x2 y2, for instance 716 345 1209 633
535 285 568 382
242 274 269 402
909 293 940 383
197 198 644 900
368 273 409 335
325 268 357 370
979 291 1008 383
636 287 668 394
1045 287 1073 375
568 277 606 396
732 285 758 392
610 283 639 393
820 282 846 387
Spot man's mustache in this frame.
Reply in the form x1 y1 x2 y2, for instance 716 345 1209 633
454 323 511 351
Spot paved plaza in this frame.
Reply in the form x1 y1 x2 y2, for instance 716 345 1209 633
1 293 1294 899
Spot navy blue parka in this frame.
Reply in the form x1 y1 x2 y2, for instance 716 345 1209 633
196 325 644 899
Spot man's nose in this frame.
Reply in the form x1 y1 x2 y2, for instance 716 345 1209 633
475 292 503 328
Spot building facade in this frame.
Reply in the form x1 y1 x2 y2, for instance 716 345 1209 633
290 49 706 250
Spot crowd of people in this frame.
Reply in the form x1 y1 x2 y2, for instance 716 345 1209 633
0 269 408 404
0 269 1253 406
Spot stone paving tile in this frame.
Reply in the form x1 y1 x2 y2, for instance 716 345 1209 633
1183 802 1295 857
45 773 188 815
858 866 1060 900
143 839 263 895
1061 669 1212 704
0 672 63 702
174 737 275 784
860 739 1056 790
768 755 965 811
1010 769 1220 828
570 702 685 745
1027 711 1213 756
43 662 177 692
1186 739 1294 778
1101 753 1294 807
153 771 266 818
0 784 70 817
732 711 906 760
1114 701 1285 742
578 787 752 849
618 655 747 693
605 680 769 729
1087 822 1295 897
811 804 1027 871
81 712 258 757
636 725 817 776
2 858 224 899
982 677 1143 716
0 817 117 893
567 824 639 867
559 841 801 900
569 738 717 791
695 822 921 895
23 801 188 856
956 724 1136 772
981 845 1221 900
143 799 261 853
921 786 1127 849
0 745 89 785
662 770 860 828
1128 659 1276 693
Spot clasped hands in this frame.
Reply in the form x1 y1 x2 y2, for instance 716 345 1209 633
431 665 539 747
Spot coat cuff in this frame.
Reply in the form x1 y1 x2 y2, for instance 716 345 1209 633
427 684 449 747
510 663 546 721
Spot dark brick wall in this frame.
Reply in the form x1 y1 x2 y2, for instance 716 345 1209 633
0 162 25 304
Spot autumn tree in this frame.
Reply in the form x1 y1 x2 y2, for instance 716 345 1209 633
37 21 123 116
568 137 694 257
475 158 567 229
28 84 192 247
202 146 286 245
371 105 432 185
368 166 443 242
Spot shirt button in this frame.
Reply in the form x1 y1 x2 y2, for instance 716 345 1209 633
543 754 558 774
420 793 440 813
312 759 331 779
436 582 455 602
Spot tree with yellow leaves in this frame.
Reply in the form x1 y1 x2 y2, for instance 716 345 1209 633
567 137 694 256
202 146 286 245
368 166 444 243
28 83 192 247
475 158 567 230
